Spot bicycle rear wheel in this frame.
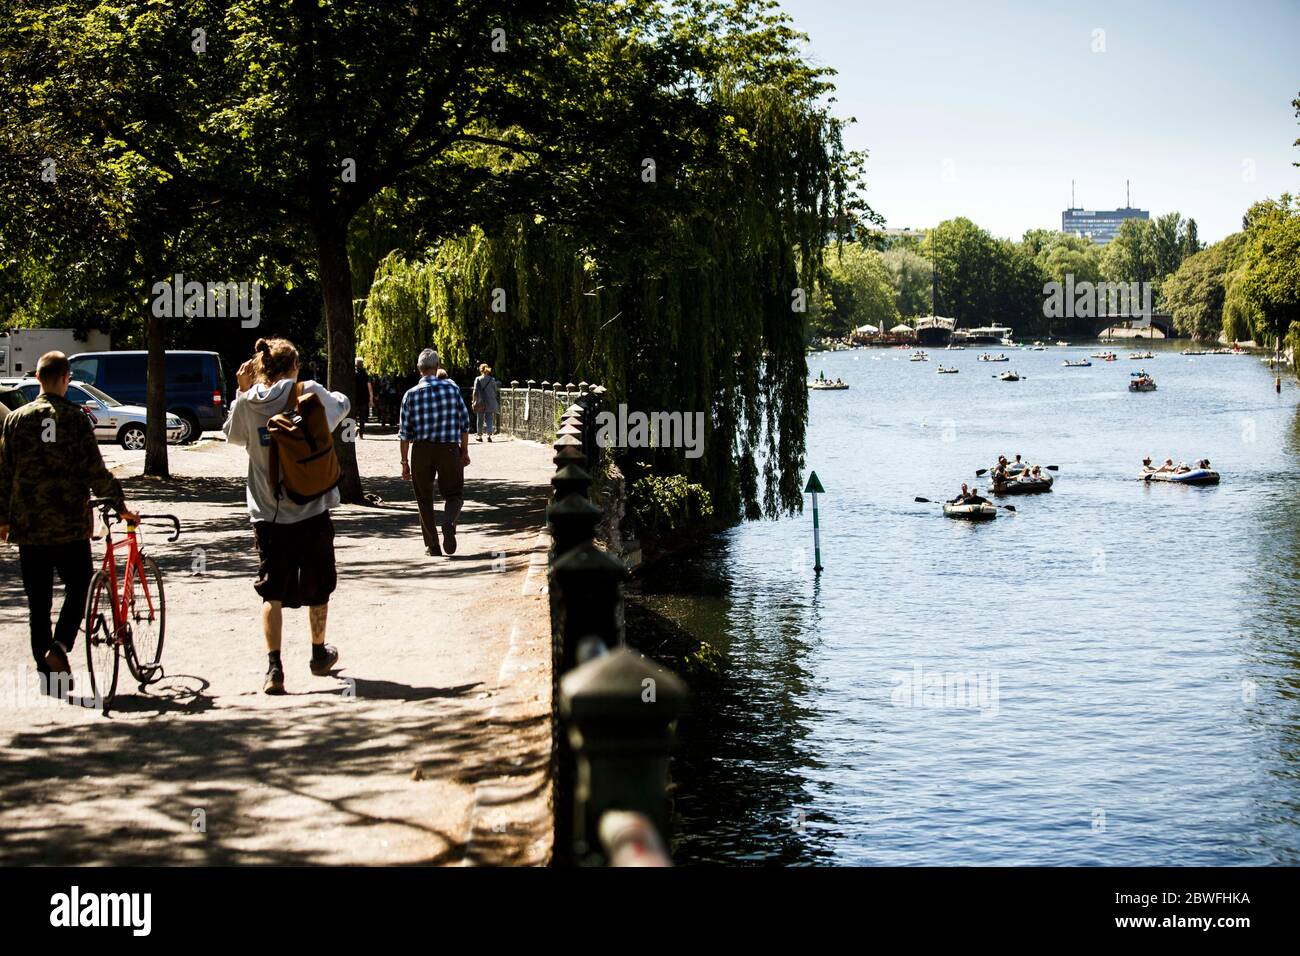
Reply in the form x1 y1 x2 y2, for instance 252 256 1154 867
124 555 165 684
84 569 119 711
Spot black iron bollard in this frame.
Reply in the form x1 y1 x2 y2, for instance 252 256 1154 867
549 542 626 671
553 434 583 458
553 444 586 470
548 493 602 556
552 462 594 501
560 646 688 864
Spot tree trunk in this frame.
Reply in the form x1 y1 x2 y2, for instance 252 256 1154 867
317 225 363 503
143 287 170 478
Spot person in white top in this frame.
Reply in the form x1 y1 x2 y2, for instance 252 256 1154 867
224 337 350 694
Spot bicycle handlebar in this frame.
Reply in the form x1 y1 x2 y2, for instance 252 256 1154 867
88 499 182 542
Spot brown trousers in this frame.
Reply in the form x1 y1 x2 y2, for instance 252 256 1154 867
411 441 464 549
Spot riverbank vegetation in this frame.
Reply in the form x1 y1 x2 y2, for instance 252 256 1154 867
809 212 1202 342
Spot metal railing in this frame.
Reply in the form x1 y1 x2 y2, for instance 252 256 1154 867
497 380 598 444
545 392 687 866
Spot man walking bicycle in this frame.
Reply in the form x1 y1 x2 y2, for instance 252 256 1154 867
399 349 470 556
0 352 138 692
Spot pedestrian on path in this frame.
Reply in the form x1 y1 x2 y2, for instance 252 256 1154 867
376 374 399 428
471 363 500 442
399 348 470 557
224 337 350 694
354 357 374 438
0 351 139 692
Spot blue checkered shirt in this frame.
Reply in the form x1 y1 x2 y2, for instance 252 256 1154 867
398 376 469 443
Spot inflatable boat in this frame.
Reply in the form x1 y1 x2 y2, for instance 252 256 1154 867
943 501 998 521
1141 468 1219 485
991 473 1054 495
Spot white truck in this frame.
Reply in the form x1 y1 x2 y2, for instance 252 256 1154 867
0 328 112 377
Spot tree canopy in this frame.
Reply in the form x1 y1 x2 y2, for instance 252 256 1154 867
2 0 870 518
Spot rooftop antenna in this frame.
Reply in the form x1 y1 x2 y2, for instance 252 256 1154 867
1126 179 1131 208
1071 179 1075 209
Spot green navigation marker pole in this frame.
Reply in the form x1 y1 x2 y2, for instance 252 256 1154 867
804 471 825 573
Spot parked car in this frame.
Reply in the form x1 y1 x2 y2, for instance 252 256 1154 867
0 377 184 449
0 384 28 426
67 350 226 443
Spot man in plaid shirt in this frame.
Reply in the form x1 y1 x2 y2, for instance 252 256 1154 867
399 349 471 556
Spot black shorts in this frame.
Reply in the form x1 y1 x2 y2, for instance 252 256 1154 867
253 512 337 608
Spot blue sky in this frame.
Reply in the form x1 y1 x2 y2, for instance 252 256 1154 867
777 0 1300 242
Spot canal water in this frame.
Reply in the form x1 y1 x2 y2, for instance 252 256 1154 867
645 342 1300 865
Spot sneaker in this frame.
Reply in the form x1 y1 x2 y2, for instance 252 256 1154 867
486 435 492 442
426 543 442 557
310 644 339 676
442 524 457 555
44 643 71 675
475 435 482 442
263 663 286 695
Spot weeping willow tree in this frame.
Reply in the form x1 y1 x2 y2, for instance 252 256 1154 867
360 0 874 523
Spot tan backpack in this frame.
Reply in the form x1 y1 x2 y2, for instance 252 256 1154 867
266 383 341 504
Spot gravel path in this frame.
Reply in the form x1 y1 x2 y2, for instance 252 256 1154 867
0 430 554 865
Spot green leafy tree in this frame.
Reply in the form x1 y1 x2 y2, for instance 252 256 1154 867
1232 195 1300 360
1101 219 1156 287
1163 234 1245 340
919 218 1002 326
359 1 871 521
2 0 585 499
879 247 933 318
1293 92 1300 165
810 244 898 338
4 0 875 519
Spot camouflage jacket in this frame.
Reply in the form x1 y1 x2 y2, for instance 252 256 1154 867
0 392 126 546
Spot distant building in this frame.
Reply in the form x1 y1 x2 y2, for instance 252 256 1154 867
1062 206 1149 244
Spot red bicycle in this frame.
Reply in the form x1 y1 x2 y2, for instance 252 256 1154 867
84 498 181 713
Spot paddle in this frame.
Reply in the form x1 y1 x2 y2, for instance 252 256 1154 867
914 496 1016 512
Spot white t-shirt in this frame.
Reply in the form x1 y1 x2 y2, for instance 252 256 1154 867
223 378 351 524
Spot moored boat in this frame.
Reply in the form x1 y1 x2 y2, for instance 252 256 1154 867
914 316 956 347
936 365 959 374
997 371 1021 381
1063 359 1092 367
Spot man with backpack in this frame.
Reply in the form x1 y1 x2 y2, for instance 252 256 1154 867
224 337 350 694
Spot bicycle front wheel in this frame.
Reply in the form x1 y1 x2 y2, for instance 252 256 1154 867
84 569 119 709
125 555 166 683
